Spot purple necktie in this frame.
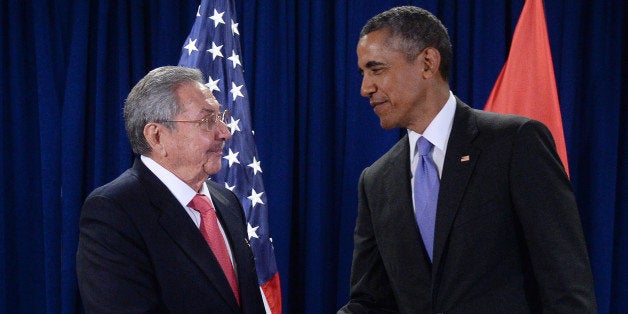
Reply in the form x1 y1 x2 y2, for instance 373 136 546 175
413 137 440 261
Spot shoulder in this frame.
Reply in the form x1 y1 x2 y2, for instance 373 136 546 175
78 168 150 244
86 163 155 208
87 168 142 202
206 180 247 225
81 160 165 220
459 105 561 173
476 110 532 130
80 168 148 225
206 180 243 212
475 110 552 143
458 103 552 144
366 135 408 174
461 101 532 131
206 179 238 201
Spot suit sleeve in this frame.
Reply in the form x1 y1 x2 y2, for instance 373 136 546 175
338 169 398 314
76 194 165 313
510 120 597 313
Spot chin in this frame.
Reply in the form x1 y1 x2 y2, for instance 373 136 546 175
203 162 222 176
379 120 395 130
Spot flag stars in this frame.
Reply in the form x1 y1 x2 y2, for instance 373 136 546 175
227 50 241 68
183 38 198 55
247 223 260 240
207 42 223 60
208 9 225 27
224 182 236 191
181 3 279 302
248 157 263 175
206 76 221 92
248 189 264 207
230 82 244 101
227 116 241 135
231 19 240 36
223 148 240 167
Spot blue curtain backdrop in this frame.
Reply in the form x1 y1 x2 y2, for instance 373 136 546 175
1 0 626 313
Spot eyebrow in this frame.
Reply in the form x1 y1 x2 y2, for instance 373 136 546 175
358 60 387 74
364 61 386 69
198 108 220 118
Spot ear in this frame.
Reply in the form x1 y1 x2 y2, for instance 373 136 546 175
421 47 442 79
143 123 169 158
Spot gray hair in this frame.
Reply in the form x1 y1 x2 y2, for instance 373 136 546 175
124 66 205 155
360 6 453 81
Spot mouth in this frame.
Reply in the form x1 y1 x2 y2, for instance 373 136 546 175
370 99 388 115
369 99 386 107
209 143 225 155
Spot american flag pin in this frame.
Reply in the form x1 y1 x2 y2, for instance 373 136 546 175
460 155 470 162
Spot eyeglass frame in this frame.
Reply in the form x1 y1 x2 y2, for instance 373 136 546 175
159 109 229 132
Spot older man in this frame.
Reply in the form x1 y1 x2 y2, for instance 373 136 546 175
76 66 265 313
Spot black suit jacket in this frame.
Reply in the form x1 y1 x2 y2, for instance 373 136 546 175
339 100 597 313
76 158 265 313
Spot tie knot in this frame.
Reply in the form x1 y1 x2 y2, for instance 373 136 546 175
188 194 214 214
417 137 434 156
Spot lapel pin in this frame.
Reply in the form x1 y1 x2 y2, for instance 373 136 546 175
460 155 470 162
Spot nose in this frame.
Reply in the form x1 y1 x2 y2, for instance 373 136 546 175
216 120 232 140
360 75 376 98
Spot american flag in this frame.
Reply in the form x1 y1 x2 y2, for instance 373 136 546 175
178 1 281 313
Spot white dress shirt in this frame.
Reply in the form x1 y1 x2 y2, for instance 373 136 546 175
140 155 236 269
408 91 457 209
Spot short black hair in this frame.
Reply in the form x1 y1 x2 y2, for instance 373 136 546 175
361 6 453 81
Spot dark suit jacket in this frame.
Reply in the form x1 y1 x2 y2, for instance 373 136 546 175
339 100 597 313
76 158 265 313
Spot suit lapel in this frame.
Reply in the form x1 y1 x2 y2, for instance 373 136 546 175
209 181 265 312
380 137 434 270
432 101 480 272
133 160 240 311
206 182 251 280
207 183 247 253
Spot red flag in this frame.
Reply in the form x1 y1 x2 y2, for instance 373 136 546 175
484 0 569 176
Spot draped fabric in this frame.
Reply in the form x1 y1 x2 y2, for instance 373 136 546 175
1 0 625 313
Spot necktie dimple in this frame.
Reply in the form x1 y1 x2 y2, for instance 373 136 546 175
188 194 240 304
413 137 440 261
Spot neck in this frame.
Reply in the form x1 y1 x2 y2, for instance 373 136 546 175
408 83 450 134
148 153 207 193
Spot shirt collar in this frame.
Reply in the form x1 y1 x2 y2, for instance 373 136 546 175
140 155 209 208
408 91 456 156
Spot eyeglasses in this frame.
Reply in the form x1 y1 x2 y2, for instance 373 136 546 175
161 109 229 132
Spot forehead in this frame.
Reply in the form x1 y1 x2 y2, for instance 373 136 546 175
357 30 400 64
177 82 220 111
200 85 220 108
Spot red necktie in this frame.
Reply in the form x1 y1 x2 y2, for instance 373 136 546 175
188 193 240 304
